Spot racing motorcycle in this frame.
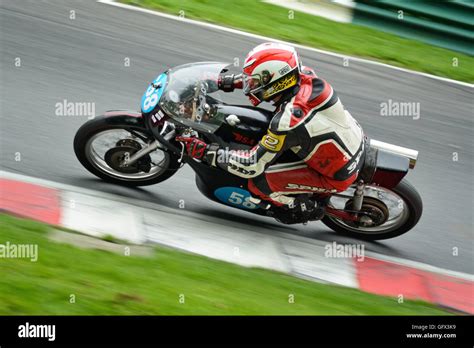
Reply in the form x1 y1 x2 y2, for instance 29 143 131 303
74 62 422 240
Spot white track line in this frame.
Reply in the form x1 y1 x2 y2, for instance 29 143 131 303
2 169 473 281
97 0 473 88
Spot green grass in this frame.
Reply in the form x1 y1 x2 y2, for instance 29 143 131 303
0 213 449 315
123 0 473 83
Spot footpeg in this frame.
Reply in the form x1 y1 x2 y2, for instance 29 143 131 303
249 197 271 210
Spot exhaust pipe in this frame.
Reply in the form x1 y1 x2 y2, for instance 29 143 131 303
370 139 418 169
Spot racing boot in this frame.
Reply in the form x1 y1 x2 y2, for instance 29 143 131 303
290 195 326 222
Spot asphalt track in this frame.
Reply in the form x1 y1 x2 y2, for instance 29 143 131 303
0 0 472 273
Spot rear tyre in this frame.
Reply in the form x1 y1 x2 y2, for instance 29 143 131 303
321 179 422 240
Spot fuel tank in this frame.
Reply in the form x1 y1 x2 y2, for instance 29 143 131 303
213 104 272 147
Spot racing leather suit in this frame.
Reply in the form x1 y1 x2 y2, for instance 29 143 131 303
207 66 365 206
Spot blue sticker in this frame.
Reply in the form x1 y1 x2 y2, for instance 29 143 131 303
214 187 258 210
141 73 167 113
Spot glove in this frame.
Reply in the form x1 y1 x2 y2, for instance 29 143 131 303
218 74 243 92
175 136 208 160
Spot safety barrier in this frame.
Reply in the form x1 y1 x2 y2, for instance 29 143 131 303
352 0 473 55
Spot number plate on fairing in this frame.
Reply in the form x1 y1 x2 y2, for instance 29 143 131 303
214 187 258 210
141 73 167 113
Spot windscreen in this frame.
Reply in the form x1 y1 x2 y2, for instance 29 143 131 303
160 62 230 131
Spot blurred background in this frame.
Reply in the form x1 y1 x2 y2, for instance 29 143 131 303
0 0 472 315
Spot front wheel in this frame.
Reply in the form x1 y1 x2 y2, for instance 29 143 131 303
74 116 181 186
321 179 422 240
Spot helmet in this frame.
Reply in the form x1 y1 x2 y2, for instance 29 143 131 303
242 42 301 106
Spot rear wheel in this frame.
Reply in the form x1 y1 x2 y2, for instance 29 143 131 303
74 116 181 186
321 179 422 240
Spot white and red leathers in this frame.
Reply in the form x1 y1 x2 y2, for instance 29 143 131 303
207 65 365 206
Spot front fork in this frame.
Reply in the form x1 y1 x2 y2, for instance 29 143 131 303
121 121 176 167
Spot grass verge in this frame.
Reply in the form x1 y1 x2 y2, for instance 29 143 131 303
0 213 449 315
122 0 473 83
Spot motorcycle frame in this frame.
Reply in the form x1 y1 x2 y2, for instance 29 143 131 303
102 105 417 221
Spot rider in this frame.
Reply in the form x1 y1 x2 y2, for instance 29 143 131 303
177 42 365 222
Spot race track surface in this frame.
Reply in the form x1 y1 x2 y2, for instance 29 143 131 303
1 0 472 273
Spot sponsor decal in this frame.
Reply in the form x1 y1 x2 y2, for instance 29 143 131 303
232 132 256 146
229 163 256 176
263 73 297 99
151 109 167 125
260 130 286 152
286 183 337 193
278 65 290 75
347 147 364 174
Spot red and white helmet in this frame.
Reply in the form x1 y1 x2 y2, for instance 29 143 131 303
242 42 301 106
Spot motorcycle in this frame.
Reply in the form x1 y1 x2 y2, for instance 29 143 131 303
74 62 422 240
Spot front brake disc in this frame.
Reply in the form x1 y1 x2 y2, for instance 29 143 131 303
104 146 151 174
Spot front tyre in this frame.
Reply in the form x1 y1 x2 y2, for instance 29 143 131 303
74 116 181 187
322 179 423 240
